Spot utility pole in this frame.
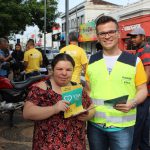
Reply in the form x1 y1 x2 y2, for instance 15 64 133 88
44 0 47 54
76 6 78 33
65 0 69 45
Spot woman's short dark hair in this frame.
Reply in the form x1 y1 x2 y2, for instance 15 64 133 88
96 15 119 33
15 43 22 49
51 53 75 70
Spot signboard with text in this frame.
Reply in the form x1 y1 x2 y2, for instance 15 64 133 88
78 21 97 42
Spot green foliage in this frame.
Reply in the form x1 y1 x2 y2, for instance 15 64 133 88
0 0 59 37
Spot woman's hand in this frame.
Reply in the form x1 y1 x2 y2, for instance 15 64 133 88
77 111 90 121
54 100 70 114
77 104 96 121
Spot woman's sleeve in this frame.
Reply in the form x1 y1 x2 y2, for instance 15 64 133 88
26 86 43 105
82 89 92 109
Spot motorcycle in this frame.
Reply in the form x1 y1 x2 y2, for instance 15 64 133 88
0 74 49 127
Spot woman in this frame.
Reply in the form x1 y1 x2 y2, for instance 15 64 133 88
11 44 24 81
23 53 95 150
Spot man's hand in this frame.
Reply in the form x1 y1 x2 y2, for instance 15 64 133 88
114 102 133 113
0 55 5 61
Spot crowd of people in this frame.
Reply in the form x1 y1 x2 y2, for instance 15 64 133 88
0 15 150 150
0 38 46 81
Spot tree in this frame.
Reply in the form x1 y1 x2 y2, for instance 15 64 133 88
0 0 59 37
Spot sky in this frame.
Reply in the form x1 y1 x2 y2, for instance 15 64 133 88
57 0 140 13
23 0 140 37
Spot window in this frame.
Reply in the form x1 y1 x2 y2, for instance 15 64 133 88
81 15 85 24
62 23 65 32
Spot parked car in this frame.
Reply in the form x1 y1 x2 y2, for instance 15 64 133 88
52 48 59 57
36 47 54 64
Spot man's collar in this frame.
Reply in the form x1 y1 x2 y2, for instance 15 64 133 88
137 42 146 49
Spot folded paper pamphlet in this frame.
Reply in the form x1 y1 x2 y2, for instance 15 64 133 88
104 95 128 106
61 84 95 118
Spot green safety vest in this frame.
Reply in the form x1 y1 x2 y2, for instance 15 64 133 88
87 51 137 127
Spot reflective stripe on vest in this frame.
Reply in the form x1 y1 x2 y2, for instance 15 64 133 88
92 98 104 105
94 111 136 123
92 98 136 123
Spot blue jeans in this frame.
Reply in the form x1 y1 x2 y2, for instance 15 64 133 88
87 122 134 150
132 97 150 150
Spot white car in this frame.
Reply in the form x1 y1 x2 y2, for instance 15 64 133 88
52 49 59 57
36 47 54 64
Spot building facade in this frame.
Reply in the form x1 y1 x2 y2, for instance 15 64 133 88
110 0 150 50
61 0 150 53
60 0 120 53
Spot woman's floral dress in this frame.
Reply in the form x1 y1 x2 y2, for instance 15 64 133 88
26 83 92 150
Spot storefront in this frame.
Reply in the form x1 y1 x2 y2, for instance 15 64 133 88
118 14 150 50
78 21 97 53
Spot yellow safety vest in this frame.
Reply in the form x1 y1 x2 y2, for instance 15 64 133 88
87 51 137 127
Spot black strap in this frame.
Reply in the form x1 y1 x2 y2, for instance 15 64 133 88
70 81 77 86
118 51 137 67
45 79 52 90
45 80 77 90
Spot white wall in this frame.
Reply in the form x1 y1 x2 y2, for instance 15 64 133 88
41 33 52 47
110 0 150 20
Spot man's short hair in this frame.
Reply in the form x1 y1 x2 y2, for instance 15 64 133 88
27 39 35 46
0 38 8 45
69 35 78 42
96 15 119 33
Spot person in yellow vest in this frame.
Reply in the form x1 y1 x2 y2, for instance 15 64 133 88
60 35 88 84
85 15 148 150
24 39 43 79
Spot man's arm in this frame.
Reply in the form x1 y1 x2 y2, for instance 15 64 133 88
0 55 5 61
4 55 12 61
81 49 88 75
114 83 148 113
115 59 148 112
144 65 150 83
0 54 11 62
82 63 87 75
24 61 28 70
23 52 28 70
40 53 43 67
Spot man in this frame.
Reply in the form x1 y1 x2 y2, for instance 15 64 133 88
60 35 88 83
24 39 43 79
86 16 148 150
127 27 150 150
0 38 12 77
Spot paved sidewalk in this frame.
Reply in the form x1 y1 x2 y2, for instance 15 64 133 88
0 110 33 150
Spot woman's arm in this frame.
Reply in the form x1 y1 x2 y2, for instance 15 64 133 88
23 100 70 121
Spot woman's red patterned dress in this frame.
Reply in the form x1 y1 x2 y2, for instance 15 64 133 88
26 85 92 150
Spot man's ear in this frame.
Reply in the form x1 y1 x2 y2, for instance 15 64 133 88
141 35 145 41
117 30 121 38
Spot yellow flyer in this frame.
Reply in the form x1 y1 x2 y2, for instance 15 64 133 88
61 84 84 118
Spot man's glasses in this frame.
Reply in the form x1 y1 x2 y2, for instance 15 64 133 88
97 30 118 38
